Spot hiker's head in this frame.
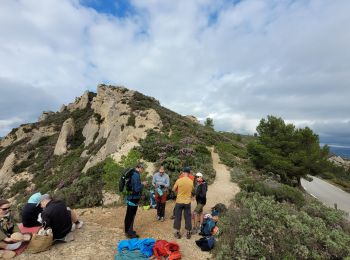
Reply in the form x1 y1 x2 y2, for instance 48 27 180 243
136 162 145 173
196 172 203 181
0 199 11 217
39 194 52 208
159 166 165 175
28 192 42 205
183 166 191 175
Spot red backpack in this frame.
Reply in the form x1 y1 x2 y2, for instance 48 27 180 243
153 240 181 260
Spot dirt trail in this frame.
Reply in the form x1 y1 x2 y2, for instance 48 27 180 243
16 148 239 260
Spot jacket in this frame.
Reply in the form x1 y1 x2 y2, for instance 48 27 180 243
21 203 43 227
127 169 144 201
195 180 207 205
41 200 72 239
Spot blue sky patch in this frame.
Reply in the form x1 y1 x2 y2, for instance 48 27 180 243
80 0 136 18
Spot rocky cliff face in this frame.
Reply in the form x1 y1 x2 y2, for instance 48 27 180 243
329 155 350 169
0 85 165 203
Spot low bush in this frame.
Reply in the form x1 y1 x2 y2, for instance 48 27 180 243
213 192 350 259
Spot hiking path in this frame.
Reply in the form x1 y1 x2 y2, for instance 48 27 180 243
17 147 240 260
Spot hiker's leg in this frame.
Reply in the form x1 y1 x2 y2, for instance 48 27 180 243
124 204 135 233
184 203 192 231
129 206 138 233
173 203 183 230
156 199 161 218
160 191 166 217
69 209 78 223
0 241 7 249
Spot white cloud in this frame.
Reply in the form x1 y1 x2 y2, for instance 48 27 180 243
0 0 349 145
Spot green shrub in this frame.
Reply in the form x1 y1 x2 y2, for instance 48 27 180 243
10 180 29 196
213 192 350 260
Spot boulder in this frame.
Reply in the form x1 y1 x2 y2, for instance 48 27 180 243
54 118 75 155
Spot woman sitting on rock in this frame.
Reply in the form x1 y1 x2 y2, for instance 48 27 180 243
0 199 31 258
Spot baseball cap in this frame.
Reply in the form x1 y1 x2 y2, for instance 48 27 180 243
137 162 145 169
196 172 203 177
28 192 42 204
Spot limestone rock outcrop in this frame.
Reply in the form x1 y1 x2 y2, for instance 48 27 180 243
54 118 75 155
0 152 16 186
38 111 54 122
329 155 350 169
66 91 90 112
82 85 163 171
82 117 99 147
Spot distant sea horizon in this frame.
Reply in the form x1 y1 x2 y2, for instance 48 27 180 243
324 144 350 160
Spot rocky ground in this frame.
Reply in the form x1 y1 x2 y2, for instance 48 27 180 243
16 149 240 260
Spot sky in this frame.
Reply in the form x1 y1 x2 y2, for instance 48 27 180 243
0 0 350 146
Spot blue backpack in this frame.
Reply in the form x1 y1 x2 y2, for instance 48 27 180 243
199 218 216 236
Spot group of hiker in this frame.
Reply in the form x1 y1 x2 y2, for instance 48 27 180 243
0 193 83 258
124 163 209 240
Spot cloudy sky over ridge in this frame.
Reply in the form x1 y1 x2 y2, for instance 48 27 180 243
0 0 349 145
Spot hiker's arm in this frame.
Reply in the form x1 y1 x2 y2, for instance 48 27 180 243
41 211 51 229
172 180 178 193
164 175 170 188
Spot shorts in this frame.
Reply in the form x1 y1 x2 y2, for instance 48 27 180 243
194 203 204 214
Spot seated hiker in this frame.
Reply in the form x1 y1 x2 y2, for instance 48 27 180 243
21 192 43 228
152 166 170 221
39 194 83 241
193 172 207 233
0 199 32 258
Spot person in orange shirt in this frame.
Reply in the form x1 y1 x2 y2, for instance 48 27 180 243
172 167 194 239
170 167 194 220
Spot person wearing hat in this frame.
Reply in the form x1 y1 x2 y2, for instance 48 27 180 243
40 194 83 241
0 199 32 258
124 162 147 238
193 172 207 233
172 167 194 239
21 192 43 227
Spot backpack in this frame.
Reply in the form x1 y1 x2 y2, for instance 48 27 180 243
119 168 134 192
153 240 181 260
199 218 216 236
195 236 215 251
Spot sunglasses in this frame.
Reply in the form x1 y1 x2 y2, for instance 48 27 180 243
1 207 10 211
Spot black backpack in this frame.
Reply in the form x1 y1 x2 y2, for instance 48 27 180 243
119 168 134 192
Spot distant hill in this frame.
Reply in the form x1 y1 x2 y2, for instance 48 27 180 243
0 84 249 208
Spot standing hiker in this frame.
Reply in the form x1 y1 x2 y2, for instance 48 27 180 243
172 167 194 239
124 163 147 238
193 172 207 233
152 166 170 221
170 167 194 220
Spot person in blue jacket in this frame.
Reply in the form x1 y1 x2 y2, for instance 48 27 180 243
124 163 147 238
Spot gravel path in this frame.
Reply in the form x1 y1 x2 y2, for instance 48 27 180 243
16 148 239 259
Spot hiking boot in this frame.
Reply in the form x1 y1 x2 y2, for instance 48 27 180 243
186 231 191 239
76 220 84 229
174 231 181 239
160 217 165 222
126 232 139 239
156 216 161 221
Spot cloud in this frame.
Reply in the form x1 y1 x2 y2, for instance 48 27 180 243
0 77 59 135
0 0 349 145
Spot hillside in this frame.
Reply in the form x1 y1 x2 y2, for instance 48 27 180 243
0 84 247 209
